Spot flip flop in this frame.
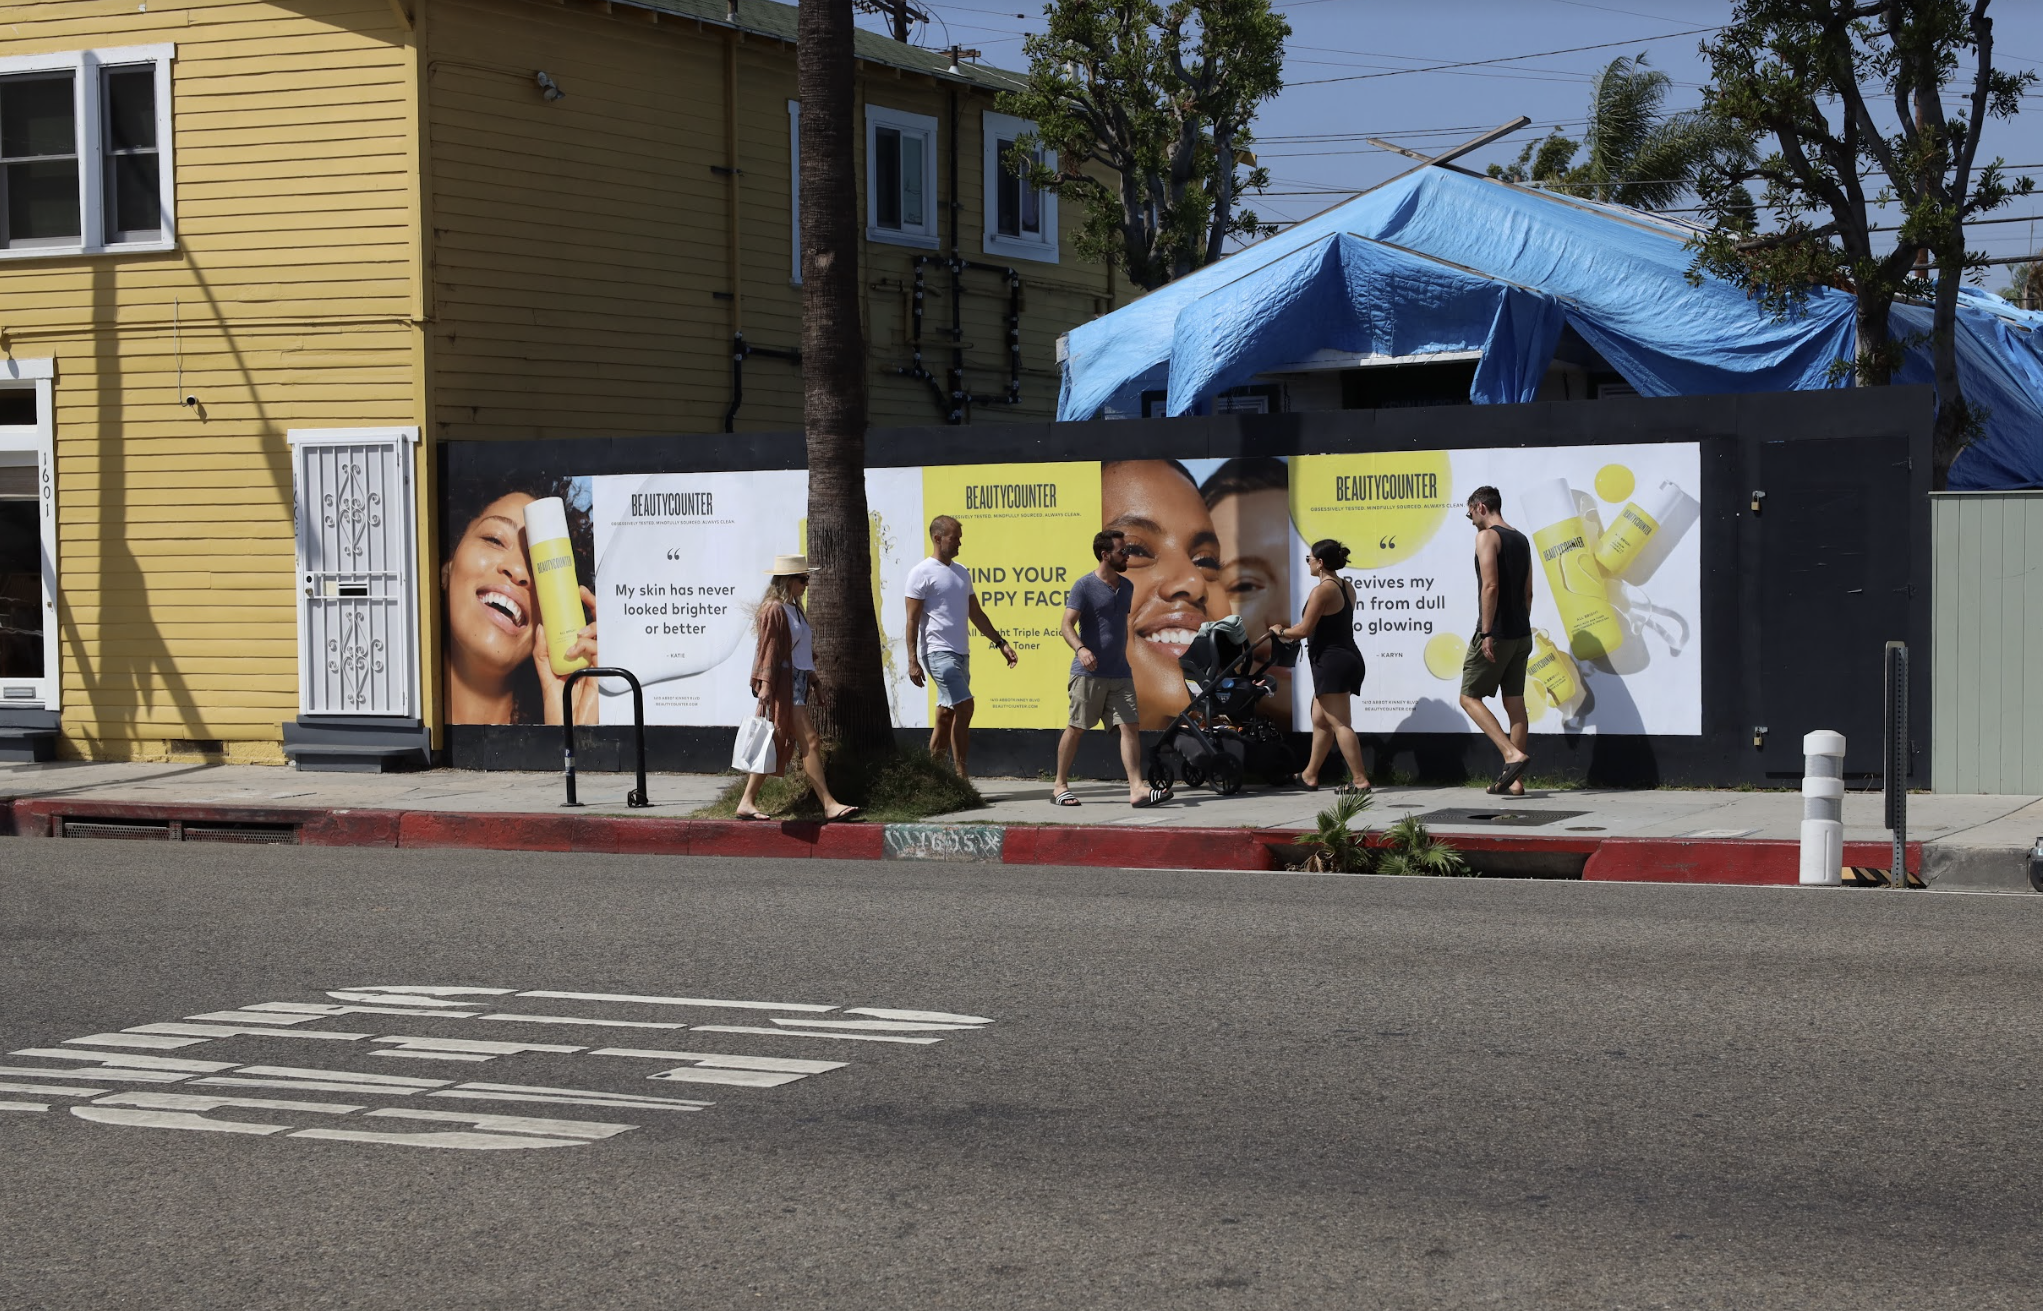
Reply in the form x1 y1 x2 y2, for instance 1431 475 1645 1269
1334 783 1372 797
1491 757 1532 794
1052 790 1082 806
1132 786 1173 808
1290 774 1319 791
735 810 773 822
825 806 864 823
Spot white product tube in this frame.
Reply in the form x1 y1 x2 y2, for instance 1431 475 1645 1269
1799 731 1846 885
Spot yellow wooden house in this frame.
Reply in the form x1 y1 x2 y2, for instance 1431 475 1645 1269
0 0 1119 766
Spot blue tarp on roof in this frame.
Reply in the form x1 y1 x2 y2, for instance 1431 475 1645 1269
1058 165 2043 490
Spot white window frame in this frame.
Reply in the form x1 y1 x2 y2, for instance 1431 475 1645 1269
982 111 1057 263
864 104 940 250
788 99 801 285
0 43 176 260
0 357 60 711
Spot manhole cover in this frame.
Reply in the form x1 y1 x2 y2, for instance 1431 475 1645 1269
1409 808 1589 828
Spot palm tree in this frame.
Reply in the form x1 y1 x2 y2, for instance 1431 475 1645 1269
1488 54 1751 211
797 0 893 752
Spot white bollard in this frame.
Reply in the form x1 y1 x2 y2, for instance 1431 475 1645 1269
1799 730 1846 885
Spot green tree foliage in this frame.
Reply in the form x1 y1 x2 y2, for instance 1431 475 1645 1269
996 0 1289 290
1487 55 1752 211
1688 0 2033 487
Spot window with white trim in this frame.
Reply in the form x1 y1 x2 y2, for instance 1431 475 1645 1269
0 358 58 710
865 104 938 249
0 44 175 258
983 111 1056 262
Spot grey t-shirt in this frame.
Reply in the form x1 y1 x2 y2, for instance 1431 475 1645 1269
1066 571 1134 679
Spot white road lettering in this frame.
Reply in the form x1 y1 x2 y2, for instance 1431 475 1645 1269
0 1100 49 1111
845 1007 993 1024
437 1080 711 1108
367 1107 640 1138
92 1091 363 1115
289 1128 585 1150
231 1065 450 1087
12 1050 235 1071
588 1049 847 1074
185 1010 334 1025
766 1018 983 1033
244 1002 480 1019
64 1033 211 1049
193 1077 431 1096
327 992 489 1008
341 986 517 997
372 1037 584 1056
0 1080 106 1097
372 1051 494 1062
127 1024 369 1041
646 1067 807 1088
73 1107 293 1135
0 1065 194 1083
689 1025 943 1045
518 990 836 1013
479 1013 689 1030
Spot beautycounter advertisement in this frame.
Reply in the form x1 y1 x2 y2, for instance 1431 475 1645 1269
440 444 1701 736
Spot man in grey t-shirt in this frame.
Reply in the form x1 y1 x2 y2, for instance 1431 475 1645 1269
1052 529 1169 808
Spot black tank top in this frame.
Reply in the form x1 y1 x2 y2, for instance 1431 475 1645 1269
1310 577 1361 657
1479 526 1532 639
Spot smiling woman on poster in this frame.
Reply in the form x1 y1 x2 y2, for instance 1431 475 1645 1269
441 477 599 726
1101 460 1222 729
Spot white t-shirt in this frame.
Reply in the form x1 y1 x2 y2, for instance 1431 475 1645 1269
904 557 975 656
785 603 814 671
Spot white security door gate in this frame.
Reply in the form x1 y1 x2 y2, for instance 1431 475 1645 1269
288 428 420 718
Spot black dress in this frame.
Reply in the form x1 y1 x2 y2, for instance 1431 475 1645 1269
1307 577 1366 697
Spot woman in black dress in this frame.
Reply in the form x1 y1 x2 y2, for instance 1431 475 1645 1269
1267 539 1371 795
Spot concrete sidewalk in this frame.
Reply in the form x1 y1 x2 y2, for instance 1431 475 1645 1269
0 759 2036 891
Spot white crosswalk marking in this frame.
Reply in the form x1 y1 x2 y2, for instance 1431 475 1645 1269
63 1033 211 1049
588 1049 847 1074
127 1023 369 1041
844 1007 993 1024
518 990 836 1012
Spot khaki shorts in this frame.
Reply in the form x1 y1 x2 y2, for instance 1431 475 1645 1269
1460 634 1532 699
1068 675 1139 729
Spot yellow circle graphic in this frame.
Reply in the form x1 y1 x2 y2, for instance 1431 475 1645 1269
1594 464 1636 503
1422 632 1465 681
1289 452 1454 571
1524 689 1549 724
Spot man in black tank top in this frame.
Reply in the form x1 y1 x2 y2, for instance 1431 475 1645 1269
1459 486 1535 795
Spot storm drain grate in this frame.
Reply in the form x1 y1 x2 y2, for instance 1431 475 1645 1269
182 822 297 844
1407 807 1590 828
58 819 172 840
54 817 298 843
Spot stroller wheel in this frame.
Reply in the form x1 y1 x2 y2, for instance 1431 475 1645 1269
1210 754 1244 797
1146 748 1178 792
1180 763 1206 788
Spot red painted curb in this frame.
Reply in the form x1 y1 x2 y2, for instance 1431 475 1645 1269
1581 838 1921 885
0 797 1923 886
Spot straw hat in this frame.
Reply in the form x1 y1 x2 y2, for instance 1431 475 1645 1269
765 553 813 576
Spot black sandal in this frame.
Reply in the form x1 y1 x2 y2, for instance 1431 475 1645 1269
1290 774 1319 791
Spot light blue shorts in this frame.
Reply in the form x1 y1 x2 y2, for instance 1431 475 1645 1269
925 649 972 708
792 668 813 707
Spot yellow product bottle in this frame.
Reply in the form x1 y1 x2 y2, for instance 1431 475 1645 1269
1525 627 1582 712
524 496 590 677
1592 480 1682 579
1522 478 1626 662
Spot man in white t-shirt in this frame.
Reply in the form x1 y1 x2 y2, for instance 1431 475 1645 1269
906 515 1017 780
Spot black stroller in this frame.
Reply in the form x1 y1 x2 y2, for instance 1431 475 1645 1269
1146 615 1300 796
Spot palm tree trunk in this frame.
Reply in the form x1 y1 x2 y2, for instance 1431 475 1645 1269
797 0 893 752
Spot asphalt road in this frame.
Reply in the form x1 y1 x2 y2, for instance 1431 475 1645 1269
3 842 2040 1310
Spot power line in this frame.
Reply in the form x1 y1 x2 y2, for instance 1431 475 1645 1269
1285 26 1721 88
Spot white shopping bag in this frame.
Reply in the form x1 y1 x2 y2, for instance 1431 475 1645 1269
731 714 778 775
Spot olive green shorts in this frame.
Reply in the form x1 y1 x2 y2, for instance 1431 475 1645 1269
1460 634 1532 699
1069 675 1139 729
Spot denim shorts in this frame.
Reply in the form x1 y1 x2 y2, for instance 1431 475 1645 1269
792 668 813 707
925 649 972 708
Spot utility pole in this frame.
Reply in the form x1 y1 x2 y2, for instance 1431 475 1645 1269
853 0 928 42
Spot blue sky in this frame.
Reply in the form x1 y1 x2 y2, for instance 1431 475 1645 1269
859 0 2043 278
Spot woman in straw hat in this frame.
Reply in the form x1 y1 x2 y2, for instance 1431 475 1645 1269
734 554 861 822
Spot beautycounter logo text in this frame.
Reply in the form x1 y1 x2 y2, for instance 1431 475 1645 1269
1333 472 1441 502
630 492 714 516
